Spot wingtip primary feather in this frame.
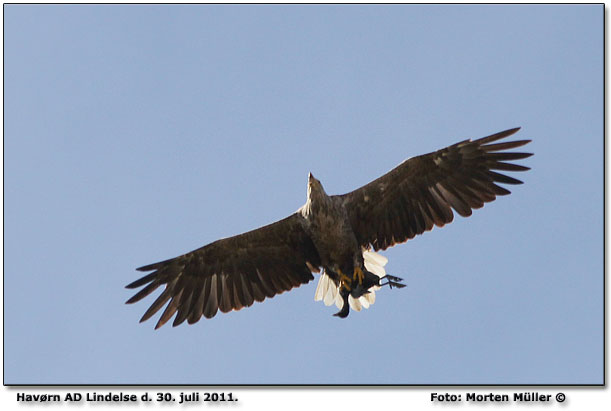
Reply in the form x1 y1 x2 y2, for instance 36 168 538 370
125 272 157 289
504 126 522 135
136 263 161 272
474 127 522 144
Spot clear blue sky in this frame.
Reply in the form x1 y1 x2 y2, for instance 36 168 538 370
4 4 602 384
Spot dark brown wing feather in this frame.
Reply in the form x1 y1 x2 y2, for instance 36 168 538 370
126 214 321 328
338 127 532 251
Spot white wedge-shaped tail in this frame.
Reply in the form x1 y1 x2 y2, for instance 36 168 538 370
314 249 388 312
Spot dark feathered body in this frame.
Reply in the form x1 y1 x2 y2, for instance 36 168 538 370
299 176 363 277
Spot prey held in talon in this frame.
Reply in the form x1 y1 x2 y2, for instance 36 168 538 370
127 127 531 328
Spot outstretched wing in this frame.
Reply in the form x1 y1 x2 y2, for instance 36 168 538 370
126 214 321 328
338 127 532 251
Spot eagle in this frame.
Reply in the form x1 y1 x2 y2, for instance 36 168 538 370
127 127 531 328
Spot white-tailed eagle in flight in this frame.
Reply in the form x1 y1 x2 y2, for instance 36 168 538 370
127 127 532 328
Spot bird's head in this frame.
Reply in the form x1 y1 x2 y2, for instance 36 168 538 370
307 172 327 201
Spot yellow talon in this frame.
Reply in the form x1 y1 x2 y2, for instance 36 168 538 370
338 268 352 291
353 266 364 285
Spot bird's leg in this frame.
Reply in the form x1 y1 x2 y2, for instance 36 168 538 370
337 268 352 291
353 266 365 285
